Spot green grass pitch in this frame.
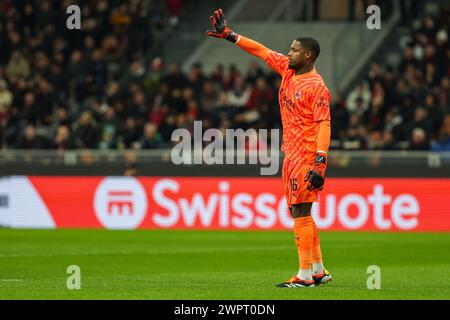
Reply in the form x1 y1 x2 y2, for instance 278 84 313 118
1 229 449 300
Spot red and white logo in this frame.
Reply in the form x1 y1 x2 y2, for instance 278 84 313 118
93 177 147 229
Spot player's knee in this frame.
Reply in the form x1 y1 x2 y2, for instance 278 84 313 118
291 203 312 218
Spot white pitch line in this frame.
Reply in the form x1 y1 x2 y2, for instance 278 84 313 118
0 279 24 282
0 242 377 258
0 245 293 258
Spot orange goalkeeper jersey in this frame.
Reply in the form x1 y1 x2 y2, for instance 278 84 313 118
237 36 331 165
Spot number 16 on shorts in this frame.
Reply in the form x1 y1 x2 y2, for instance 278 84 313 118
290 178 298 191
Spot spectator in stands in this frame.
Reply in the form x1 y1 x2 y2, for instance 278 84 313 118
367 63 384 87
215 92 232 117
139 123 162 149
21 91 38 125
419 15 439 41
423 93 441 132
186 99 199 122
168 88 187 114
164 62 187 90
53 125 76 150
399 46 418 74
345 82 371 114
34 79 54 126
364 100 384 133
330 93 349 140
49 107 71 138
407 108 433 141
129 90 149 120
49 64 70 103
210 64 225 86
435 29 449 78
399 94 416 125
247 77 275 111
371 81 385 109
143 57 164 100
6 51 30 83
15 124 49 149
187 62 206 98
381 131 397 150
367 131 384 150
409 127 429 150
120 117 142 149
432 114 450 151
246 61 264 85
75 111 99 149
342 114 367 150
223 64 241 90
150 83 170 126
158 112 177 145
437 77 450 112
227 75 251 112
0 79 12 115
86 49 108 97
99 126 118 150
380 66 397 108
383 109 404 142
122 61 146 91
201 80 220 117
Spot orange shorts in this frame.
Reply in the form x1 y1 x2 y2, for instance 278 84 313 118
282 158 320 207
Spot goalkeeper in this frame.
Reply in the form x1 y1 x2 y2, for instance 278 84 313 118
207 9 332 288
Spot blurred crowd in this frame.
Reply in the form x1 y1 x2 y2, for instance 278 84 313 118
0 0 190 151
333 5 450 151
0 0 449 152
0 0 279 152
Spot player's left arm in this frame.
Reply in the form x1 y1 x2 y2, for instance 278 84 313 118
206 9 288 75
305 84 331 191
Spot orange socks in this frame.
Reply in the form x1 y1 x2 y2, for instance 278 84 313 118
312 221 322 263
293 216 314 270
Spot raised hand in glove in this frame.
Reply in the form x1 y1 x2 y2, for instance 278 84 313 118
206 9 239 43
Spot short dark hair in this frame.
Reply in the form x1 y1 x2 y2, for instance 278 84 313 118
296 37 320 61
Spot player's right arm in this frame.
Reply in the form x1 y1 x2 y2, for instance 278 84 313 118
206 9 288 75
